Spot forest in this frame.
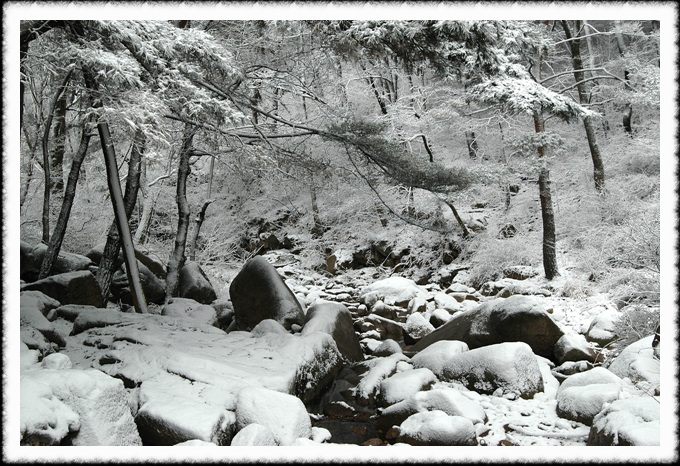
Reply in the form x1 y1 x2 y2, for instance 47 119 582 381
8 7 676 461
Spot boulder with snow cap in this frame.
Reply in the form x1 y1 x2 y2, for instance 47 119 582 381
178 261 217 304
302 301 363 362
585 306 620 346
41 353 72 370
587 396 660 446
251 319 289 337
21 290 61 316
554 333 600 364
439 342 544 398
354 353 410 406
22 243 93 282
556 367 623 425
429 308 453 328
396 410 477 446
607 335 659 395
379 367 437 407
372 339 402 357
230 423 278 446
403 312 435 345
111 260 166 305
21 270 103 307
360 276 428 308
434 292 462 312
235 386 312 446
229 256 305 331
411 295 564 362
20 300 66 347
161 298 217 326
411 340 469 378
20 377 80 445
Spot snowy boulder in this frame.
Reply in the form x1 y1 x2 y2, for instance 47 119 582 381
379 368 437 407
403 312 435 345
229 256 305 331
587 396 660 446
607 335 659 394
354 353 410 405
396 411 477 446
556 367 622 425
20 377 80 445
251 319 289 337
411 295 563 361
360 276 428 308
111 260 166 305
429 308 453 328
302 301 363 362
235 387 312 446
407 296 428 314
22 368 142 445
21 290 61 316
411 340 469 378
21 270 103 307
439 342 544 398
162 298 217 326
70 308 124 335
554 333 600 364
230 423 278 446
585 307 620 346
373 339 403 357
434 293 462 312
20 299 66 347
377 388 487 432
481 278 551 298
447 283 475 294
173 439 218 446
46 304 100 322
178 261 217 304
41 353 72 370
22 243 93 282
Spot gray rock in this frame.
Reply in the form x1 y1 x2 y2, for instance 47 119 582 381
302 301 363 362
21 270 103 307
179 261 217 304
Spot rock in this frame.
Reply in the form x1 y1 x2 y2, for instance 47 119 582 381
41 353 72 370
354 353 410 405
403 313 435 345
360 276 428 308
230 423 278 446
446 283 474 294
21 243 93 282
502 265 539 281
173 439 218 446
556 367 622 425
407 296 428 314
607 335 659 394
396 411 477 446
313 420 379 445
20 300 66 347
20 290 61 315
47 304 100 322
112 260 166 305
411 340 469 378
20 377 80 445
70 308 124 335
433 292 462 312
251 319 289 337
22 368 142 445
161 298 217 326
86 243 166 279
229 256 305 331
379 368 437 407
178 261 217 304
481 278 551 297
585 308 620 347
438 342 544 398
411 295 563 361
429 309 453 328
373 339 403 357
554 333 599 364
377 388 486 432
302 301 363 362
235 386 312 446
21 270 103 307
587 397 660 446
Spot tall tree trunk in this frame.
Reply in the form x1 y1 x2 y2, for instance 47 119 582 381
134 156 174 244
613 21 634 135
187 200 213 262
561 20 606 192
361 62 388 115
465 130 478 158
310 184 323 238
20 126 39 208
165 128 195 300
96 130 145 305
50 85 69 195
538 167 559 280
38 121 93 279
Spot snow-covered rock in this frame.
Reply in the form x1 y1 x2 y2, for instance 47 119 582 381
434 292 462 312
554 333 599 364
556 367 623 425
302 301 363 362
360 276 428 308
41 353 72 370
20 300 66 348
178 261 217 304
396 410 477 446
70 308 124 335
587 396 660 446
607 335 660 395
46 304 99 322
403 312 435 344
585 307 620 346
230 423 278 446
161 298 217 326
429 308 453 328
407 296 428 314
438 342 544 398
21 270 103 307
251 318 289 337
173 439 218 446
379 367 437 407
235 387 312 446
411 340 469 378
372 339 402 357
354 353 410 404
20 377 80 445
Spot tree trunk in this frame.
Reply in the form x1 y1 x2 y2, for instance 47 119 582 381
50 85 69 195
561 20 606 192
165 128 195 300
465 130 478 158
38 122 93 279
187 199 213 262
310 184 323 238
538 167 559 280
20 126 39 208
96 130 145 305
97 122 147 313
442 199 470 238
614 21 634 135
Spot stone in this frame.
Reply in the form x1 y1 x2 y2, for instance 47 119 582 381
555 367 622 425
379 368 437 407
396 411 477 446
587 397 660 446
20 301 66 348
112 260 166 305
360 276 428 308
403 312 435 345
47 304 100 322
372 339 402 357
86 243 166 279
434 292 462 312
229 256 305 331
21 270 103 307
438 342 544 399
178 261 217 304
607 335 659 394
20 290 61 316
502 265 539 281
411 295 564 362
407 296 428 314
20 377 80 445
411 340 469 378
70 308 124 335
251 319 289 337
554 333 600 364
21 243 93 282
41 353 72 370
429 308 453 328
231 423 278 446
161 298 217 326
302 301 363 362
585 308 620 347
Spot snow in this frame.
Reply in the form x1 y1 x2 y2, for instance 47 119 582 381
379 367 437 406
311 426 332 443
397 410 477 446
411 340 469 378
589 397 660 446
161 298 217 326
433 292 462 312
250 319 288 337
354 353 410 400
235 387 312 446
173 439 218 446
40 353 72 370
360 276 428 307
607 335 660 394
373 339 402 357
230 423 278 446
20 377 80 445
403 312 435 339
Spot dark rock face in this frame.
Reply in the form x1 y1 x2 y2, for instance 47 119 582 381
111 261 166 305
303 302 364 362
229 256 305 331
21 270 103 307
411 295 564 362
21 242 93 282
178 261 217 304
86 244 167 280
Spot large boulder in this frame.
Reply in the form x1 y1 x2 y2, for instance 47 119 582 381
302 301 363 362
587 397 660 446
20 377 80 445
554 333 600 364
378 368 437 407
411 340 469 378
111 260 166 305
607 335 660 395
585 306 620 346
21 270 103 307
555 367 622 425
161 298 217 326
179 261 217 304
438 342 544 398
86 243 166 279
229 256 305 331
396 411 477 446
360 276 428 308
21 242 93 282
20 301 66 348
411 295 564 361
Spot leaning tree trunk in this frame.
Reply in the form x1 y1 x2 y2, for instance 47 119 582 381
442 199 471 238
96 129 145 305
465 130 479 159
561 20 606 192
38 121 93 279
538 167 559 280
165 128 195 301
187 199 213 262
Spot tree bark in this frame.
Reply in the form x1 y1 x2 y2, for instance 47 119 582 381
310 184 323 238
613 21 633 135
38 122 93 279
538 167 559 280
442 199 470 238
165 128 195 300
96 130 145 305
50 85 69 195
465 130 478 158
561 20 606 192
187 199 213 262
